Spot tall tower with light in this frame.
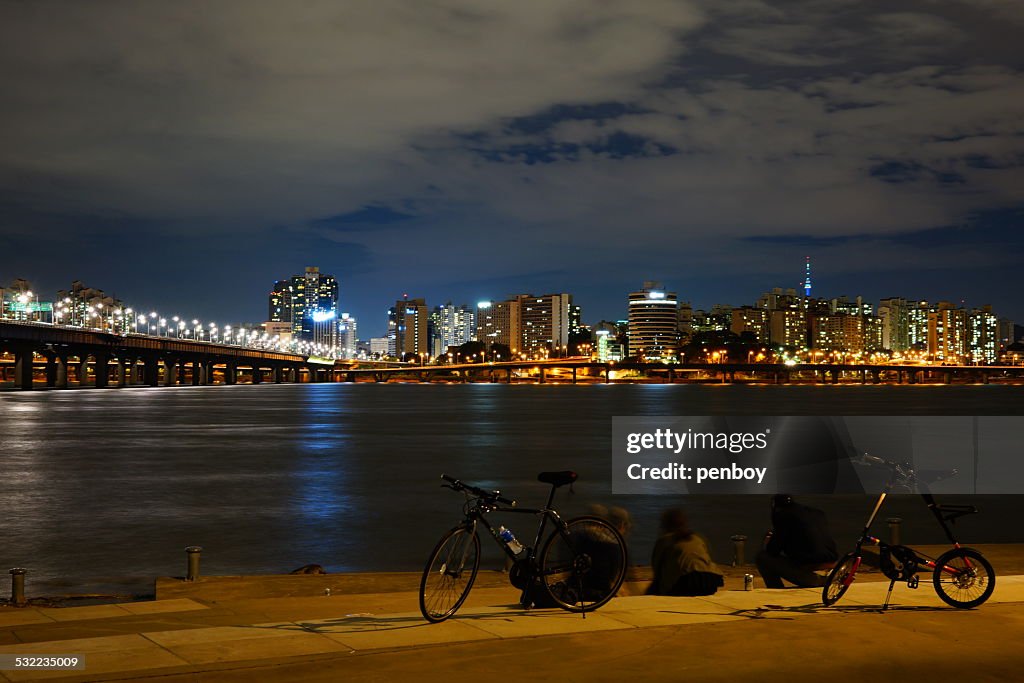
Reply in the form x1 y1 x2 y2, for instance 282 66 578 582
804 257 812 298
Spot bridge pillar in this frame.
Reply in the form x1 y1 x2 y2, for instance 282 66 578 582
164 358 178 387
860 368 866 384
831 369 839 384
506 368 512 383
117 357 129 387
45 353 58 387
981 371 989 385
252 365 262 384
604 366 610 383
273 365 282 384
14 347 35 390
872 369 881 384
76 356 88 386
668 368 675 384
539 367 545 384
189 360 200 386
225 362 237 385
572 367 577 385
943 371 952 385
56 354 69 389
145 357 160 387
94 354 110 389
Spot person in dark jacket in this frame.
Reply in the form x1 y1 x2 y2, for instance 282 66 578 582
647 508 724 596
755 494 838 588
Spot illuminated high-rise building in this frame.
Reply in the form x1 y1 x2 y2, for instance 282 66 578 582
393 296 428 360
595 329 623 361
968 306 998 364
476 299 521 354
928 302 967 362
338 313 357 359
769 309 807 349
730 306 768 342
268 266 339 344
908 301 932 351
429 303 476 357
517 293 572 357
878 297 911 352
813 313 865 352
627 282 679 361
269 280 291 323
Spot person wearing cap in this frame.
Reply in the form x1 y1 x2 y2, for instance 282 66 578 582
756 494 838 588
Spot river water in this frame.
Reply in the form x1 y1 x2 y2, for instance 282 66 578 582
1 384 1023 596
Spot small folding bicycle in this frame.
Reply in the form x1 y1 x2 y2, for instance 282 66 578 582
822 454 995 609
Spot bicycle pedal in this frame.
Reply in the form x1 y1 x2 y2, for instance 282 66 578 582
907 576 919 589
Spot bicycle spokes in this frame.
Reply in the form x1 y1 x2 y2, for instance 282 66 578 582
420 527 480 622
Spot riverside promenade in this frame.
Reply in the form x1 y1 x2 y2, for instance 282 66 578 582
2 545 1023 682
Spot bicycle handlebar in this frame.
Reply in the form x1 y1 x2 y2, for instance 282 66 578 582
441 474 516 507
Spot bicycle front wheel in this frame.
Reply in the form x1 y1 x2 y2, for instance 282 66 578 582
419 525 481 622
933 547 995 609
538 515 627 613
822 552 859 607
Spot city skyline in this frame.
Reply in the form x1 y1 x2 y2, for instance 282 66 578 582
1 2 1022 329
2 269 1016 365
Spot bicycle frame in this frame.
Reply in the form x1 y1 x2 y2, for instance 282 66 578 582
842 488 976 599
461 483 569 562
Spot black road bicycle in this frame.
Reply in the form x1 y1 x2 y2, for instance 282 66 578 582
419 471 628 623
822 454 995 610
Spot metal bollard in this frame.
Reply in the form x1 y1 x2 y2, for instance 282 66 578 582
886 518 902 546
730 535 748 566
185 546 203 582
10 568 26 606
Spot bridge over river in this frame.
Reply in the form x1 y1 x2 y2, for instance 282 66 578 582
3 321 1022 390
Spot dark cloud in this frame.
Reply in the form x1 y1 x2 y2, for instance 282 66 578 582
311 205 418 231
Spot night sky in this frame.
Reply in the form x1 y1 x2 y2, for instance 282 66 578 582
1 1 1022 335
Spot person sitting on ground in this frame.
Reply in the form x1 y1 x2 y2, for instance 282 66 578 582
756 494 838 588
647 507 724 596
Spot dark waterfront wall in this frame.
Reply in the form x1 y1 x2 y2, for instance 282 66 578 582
1 384 1023 595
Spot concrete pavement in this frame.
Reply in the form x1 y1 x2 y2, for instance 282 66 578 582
1 570 1021 682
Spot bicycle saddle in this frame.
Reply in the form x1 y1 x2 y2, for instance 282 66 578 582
538 471 578 487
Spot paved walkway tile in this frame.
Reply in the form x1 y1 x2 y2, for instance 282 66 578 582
0 613 55 629
0 634 187 682
142 625 346 665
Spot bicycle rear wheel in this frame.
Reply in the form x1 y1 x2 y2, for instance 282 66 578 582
933 547 995 609
419 525 480 622
822 552 859 606
538 515 627 613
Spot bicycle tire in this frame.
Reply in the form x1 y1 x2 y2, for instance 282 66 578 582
538 515 627 613
822 552 859 607
932 547 995 609
419 525 481 622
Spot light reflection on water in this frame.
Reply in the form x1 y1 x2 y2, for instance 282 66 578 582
0 383 1023 596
